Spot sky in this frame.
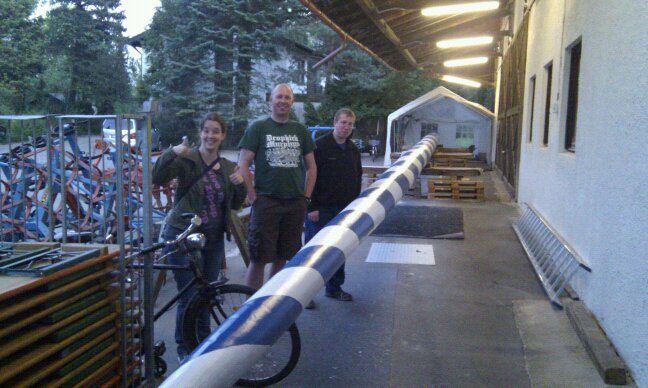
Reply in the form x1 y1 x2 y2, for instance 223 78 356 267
34 0 161 37
117 0 161 37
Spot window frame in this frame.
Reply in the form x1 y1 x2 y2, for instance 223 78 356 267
563 39 582 153
542 61 553 146
528 75 536 143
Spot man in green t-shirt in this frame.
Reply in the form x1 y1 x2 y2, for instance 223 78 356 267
238 83 317 290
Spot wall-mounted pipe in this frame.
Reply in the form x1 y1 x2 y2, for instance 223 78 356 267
160 134 440 388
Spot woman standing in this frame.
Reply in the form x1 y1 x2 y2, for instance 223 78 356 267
152 112 246 361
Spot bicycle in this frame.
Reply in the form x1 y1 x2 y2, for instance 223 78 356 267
133 214 301 386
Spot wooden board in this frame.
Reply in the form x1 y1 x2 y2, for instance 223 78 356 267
0 299 115 360
0 266 113 321
427 178 485 201
363 165 482 177
433 152 473 159
0 251 118 301
0 313 116 384
0 283 106 339
11 334 116 387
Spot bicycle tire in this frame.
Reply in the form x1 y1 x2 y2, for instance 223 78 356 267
182 283 301 386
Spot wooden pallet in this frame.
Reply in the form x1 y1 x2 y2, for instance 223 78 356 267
433 158 468 167
427 177 484 201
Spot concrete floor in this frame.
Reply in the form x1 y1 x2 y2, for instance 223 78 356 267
153 158 630 387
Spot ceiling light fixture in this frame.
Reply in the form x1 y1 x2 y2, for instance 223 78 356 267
436 36 494 49
422 1 500 17
442 75 481 88
443 56 489 67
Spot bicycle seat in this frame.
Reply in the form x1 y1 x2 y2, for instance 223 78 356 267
11 144 33 156
51 123 77 137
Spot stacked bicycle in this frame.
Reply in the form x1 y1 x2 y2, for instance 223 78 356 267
132 214 301 386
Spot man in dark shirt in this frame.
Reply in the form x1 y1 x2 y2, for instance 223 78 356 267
305 108 362 301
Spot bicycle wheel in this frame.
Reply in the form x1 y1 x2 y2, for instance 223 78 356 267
182 283 301 387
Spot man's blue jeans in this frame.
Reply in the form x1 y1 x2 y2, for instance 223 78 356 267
161 224 224 358
304 205 346 295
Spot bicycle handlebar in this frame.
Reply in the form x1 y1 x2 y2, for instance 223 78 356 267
137 214 202 257
168 214 202 245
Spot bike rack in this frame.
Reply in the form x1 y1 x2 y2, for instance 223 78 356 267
0 114 158 385
160 134 440 387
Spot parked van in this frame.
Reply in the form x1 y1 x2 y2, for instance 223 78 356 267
102 118 162 151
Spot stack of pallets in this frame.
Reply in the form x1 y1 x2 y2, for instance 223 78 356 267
0 243 138 387
427 177 484 201
433 158 468 167
432 148 473 168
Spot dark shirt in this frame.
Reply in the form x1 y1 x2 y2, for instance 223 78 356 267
309 132 363 211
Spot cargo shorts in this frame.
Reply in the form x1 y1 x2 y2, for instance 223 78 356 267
247 195 306 263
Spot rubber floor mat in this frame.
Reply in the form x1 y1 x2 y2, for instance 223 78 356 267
371 205 464 239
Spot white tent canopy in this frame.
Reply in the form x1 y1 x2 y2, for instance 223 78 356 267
384 86 494 166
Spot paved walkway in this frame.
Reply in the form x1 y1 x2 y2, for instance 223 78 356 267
155 158 626 387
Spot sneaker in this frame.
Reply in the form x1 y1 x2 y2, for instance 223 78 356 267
325 290 353 301
305 300 316 309
177 346 187 364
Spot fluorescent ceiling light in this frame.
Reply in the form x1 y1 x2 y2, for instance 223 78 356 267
442 75 481 88
444 56 489 67
436 36 494 49
422 1 500 17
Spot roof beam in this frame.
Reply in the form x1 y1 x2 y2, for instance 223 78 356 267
298 0 399 71
354 0 419 69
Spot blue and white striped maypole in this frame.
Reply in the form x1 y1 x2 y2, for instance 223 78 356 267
161 135 439 387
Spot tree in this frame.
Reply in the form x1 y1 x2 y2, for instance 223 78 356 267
45 0 131 113
145 0 300 144
303 100 321 126
0 0 45 114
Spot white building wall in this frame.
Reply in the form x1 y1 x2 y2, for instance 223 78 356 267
517 0 648 385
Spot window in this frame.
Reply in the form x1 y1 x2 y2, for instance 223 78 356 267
421 122 438 136
564 40 581 152
294 59 306 84
455 125 474 148
543 62 553 146
528 75 536 142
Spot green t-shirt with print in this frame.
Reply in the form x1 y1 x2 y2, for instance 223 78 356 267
238 118 315 199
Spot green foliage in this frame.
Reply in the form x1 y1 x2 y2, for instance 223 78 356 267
145 0 300 143
45 0 131 114
0 0 133 115
303 100 321 126
0 0 45 114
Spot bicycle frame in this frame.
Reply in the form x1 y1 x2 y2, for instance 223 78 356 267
136 252 225 322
